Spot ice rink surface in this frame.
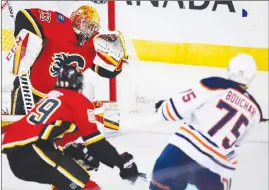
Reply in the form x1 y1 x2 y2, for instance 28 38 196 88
2 119 268 190
1 1 268 189
2 60 268 190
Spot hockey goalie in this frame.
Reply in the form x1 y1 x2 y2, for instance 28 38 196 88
3 5 127 132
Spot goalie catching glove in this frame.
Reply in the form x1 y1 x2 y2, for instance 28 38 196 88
155 100 165 112
93 30 128 78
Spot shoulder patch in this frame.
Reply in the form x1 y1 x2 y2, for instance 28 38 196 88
39 10 51 23
87 109 96 123
56 12 65 23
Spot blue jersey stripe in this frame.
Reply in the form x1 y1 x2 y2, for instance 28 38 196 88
188 125 219 148
175 133 235 170
169 98 183 120
162 108 169 121
187 126 235 159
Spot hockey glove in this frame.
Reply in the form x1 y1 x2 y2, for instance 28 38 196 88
118 152 139 182
64 143 100 171
93 31 128 72
155 100 165 112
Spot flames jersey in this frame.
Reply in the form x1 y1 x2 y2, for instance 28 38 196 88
2 88 104 152
158 77 262 179
13 8 124 99
14 9 97 97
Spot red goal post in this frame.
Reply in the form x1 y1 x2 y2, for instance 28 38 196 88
108 0 117 102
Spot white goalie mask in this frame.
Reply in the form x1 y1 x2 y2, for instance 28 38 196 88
71 5 101 45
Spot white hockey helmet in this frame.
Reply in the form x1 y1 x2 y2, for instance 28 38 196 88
227 53 257 86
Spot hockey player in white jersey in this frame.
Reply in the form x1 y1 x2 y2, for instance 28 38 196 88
150 53 264 190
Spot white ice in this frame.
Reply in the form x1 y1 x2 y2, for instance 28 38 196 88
2 119 268 190
1 62 268 190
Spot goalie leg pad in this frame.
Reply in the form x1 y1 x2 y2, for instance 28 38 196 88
104 118 119 131
96 102 121 132
93 101 120 132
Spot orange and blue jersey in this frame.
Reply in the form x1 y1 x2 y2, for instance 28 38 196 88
157 77 262 179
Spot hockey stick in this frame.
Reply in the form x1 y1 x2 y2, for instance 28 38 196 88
137 172 152 182
261 118 269 122
126 172 152 186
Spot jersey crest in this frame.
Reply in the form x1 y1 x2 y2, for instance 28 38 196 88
49 53 86 77
39 10 51 23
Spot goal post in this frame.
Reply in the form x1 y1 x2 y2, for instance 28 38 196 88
108 0 117 102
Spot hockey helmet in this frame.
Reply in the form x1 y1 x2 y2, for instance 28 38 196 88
227 53 257 86
56 64 84 91
70 5 101 45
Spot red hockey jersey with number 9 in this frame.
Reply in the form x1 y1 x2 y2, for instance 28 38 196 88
2 88 104 152
16 8 97 97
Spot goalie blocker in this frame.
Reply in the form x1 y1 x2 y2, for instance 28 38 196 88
7 29 43 115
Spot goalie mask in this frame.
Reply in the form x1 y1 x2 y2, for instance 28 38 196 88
71 5 101 45
56 64 84 92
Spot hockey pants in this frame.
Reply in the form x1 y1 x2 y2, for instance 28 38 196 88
6 141 98 190
150 144 231 190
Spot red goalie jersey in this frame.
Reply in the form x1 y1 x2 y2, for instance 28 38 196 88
13 8 123 98
2 89 104 152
